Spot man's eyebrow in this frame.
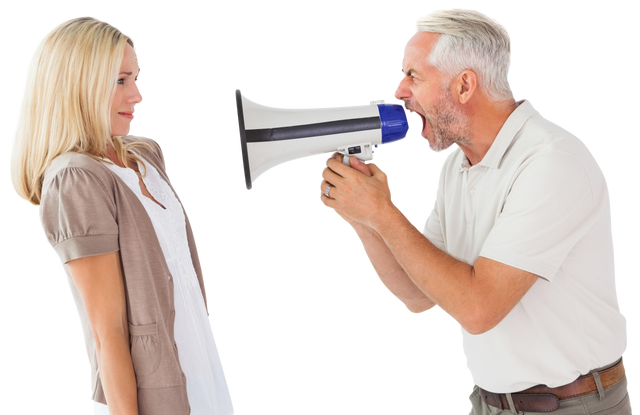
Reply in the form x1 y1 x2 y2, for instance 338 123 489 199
403 68 414 76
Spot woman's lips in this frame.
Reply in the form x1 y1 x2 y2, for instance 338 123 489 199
118 112 134 119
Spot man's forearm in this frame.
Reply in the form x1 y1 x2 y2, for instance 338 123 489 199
352 222 436 312
370 205 491 330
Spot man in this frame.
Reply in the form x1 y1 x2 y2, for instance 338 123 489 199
320 9 631 414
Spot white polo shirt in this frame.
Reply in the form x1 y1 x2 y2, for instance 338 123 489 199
423 101 626 393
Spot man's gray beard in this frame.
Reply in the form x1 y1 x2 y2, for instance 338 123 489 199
426 88 472 152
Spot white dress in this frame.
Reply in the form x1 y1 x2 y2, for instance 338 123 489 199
95 157 233 415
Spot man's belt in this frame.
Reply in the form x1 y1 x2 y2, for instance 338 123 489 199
479 359 625 413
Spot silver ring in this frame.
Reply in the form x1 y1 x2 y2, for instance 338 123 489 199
324 186 332 197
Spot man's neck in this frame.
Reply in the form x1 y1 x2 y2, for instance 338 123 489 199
459 99 519 166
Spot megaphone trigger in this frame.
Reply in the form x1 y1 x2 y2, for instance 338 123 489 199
337 142 374 167
236 90 409 189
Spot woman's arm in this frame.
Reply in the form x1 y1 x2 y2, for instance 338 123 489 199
67 251 138 415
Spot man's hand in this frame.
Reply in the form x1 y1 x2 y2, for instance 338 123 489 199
320 153 394 230
320 153 371 227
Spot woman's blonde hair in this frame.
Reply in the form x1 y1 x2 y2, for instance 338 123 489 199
11 17 147 205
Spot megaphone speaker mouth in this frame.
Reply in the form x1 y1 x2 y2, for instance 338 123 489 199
235 90 408 190
236 90 253 189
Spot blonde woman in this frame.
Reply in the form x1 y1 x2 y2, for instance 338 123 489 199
11 17 233 415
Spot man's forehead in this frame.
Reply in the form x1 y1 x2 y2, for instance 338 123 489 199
405 31 439 55
402 32 438 70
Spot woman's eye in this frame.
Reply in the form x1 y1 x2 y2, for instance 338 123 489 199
117 76 138 85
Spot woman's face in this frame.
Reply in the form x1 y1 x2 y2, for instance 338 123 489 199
111 43 142 137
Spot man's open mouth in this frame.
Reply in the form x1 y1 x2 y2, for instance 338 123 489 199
406 108 427 133
413 111 426 132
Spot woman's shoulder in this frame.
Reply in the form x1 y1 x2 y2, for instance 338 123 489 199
45 152 110 181
43 137 166 190
42 152 121 201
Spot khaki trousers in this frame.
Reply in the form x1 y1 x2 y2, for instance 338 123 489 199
469 377 631 415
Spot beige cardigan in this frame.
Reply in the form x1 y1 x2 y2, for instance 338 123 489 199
40 137 205 414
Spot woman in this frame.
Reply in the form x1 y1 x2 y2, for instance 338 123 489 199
11 17 233 415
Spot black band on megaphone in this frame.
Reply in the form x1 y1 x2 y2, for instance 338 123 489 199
245 117 381 143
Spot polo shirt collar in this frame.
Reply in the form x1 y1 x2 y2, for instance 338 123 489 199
473 100 538 169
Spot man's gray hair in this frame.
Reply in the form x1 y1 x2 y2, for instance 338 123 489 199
417 9 513 102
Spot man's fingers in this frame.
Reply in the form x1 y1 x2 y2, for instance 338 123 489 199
349 157 373 177
331 152 372 177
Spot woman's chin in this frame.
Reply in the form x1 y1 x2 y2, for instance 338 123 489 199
110 129 130 137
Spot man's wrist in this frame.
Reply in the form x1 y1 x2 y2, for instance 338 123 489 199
370 202 404 236
351 221 374 237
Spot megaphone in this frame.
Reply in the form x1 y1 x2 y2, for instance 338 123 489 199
236 90 408 189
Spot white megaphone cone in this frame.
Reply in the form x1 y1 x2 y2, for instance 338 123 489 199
236 90 409 189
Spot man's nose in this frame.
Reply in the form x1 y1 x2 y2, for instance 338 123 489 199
395 78 410 101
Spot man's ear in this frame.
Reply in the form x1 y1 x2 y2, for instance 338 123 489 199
456 70 477 104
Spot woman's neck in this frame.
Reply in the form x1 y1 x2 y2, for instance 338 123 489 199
105 142 138 172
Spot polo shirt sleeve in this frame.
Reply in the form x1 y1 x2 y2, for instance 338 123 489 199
40 167 119 264
479 150 607 281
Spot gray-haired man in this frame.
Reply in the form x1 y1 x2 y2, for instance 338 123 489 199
320 9 631 414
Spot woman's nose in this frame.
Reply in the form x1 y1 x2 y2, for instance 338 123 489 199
127 83 142 104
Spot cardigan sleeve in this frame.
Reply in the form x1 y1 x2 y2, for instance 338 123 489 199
40 166 119 264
